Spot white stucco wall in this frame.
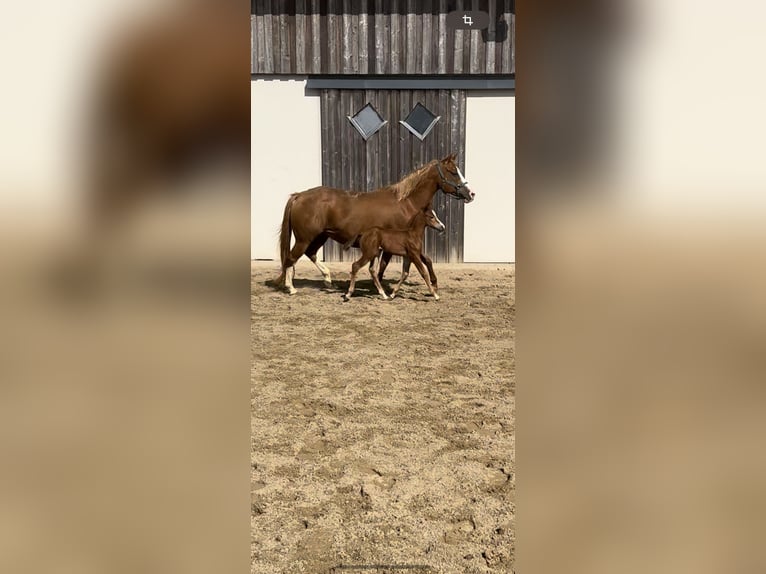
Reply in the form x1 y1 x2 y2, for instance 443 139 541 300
251 79 322 260
464 93 515 263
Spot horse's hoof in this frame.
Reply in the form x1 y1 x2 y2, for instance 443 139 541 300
287 288 297 295
379 294 390 300
342 294 351 302
433 294 440 301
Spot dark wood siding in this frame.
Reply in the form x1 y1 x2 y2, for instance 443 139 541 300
251 0 514 75
320 89 466 263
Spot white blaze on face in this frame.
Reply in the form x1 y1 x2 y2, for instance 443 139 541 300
431 209 445 231
456 166 468 185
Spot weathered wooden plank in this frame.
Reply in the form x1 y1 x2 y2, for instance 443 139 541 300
271 2 282 72
463 3 473 74
373 1 384 73
389 5 401 73
358 2 369 74
365 90 375 192
277 4 288 73
484 0 496 72
491 0 510 74
452 0 464 73
328 90 339 186
501 0 512 73
388 90 398 183
469 0 481 73
262 8 274 73
510 10 515 74
327 0 338 73
420 0 438 74
399 90 410 182
342 0 353 73
320 89 330 186
250 16 263 74
353 90 362 192
406 0 417 74
309 0 320 73
295 1 306 72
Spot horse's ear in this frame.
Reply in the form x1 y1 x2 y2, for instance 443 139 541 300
440 153 457 162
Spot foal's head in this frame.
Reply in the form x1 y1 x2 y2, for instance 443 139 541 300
436 154 475 203
425 209 446 233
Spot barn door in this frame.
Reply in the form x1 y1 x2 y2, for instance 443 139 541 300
319 89 467 263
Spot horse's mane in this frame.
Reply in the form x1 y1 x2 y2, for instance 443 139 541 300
389 160 437 201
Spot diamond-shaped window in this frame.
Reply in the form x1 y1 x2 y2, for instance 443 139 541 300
347 103 387 141
400 103 441 141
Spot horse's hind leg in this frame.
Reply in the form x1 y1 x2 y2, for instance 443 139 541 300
305 234 333 287
284 239 311 294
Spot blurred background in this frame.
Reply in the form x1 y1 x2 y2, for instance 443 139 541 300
0 1 249 573
518 0 766 573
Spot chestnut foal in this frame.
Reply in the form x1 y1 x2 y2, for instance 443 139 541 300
343 209 445 301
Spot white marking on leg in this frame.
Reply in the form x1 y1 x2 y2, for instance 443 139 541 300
285 266 297 294
310 256 333 284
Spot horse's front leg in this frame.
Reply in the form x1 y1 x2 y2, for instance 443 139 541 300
410 251 440 300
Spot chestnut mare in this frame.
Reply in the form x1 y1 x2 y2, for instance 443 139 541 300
276 154 474 294
342 208 446 301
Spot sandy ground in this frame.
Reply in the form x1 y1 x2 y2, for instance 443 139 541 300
251 260 515 573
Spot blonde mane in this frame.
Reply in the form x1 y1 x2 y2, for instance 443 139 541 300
390 160 437 200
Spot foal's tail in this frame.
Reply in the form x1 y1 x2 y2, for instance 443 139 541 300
279 194 298 267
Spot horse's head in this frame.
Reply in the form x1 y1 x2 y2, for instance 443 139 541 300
425 208 446 234
436 154 475 203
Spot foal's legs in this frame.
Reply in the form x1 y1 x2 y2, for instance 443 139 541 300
400 254 437 288
376 251 393 282
343 251 377 301
420 253 438 292
396 250 440 300
390 261 409 299
368 251 390 299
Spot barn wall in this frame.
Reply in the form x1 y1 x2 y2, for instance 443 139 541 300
251 78 322 260
251 0 514 76
464 92 515 262
319 88 466 263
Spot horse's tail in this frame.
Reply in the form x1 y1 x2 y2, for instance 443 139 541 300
280 194 298 267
